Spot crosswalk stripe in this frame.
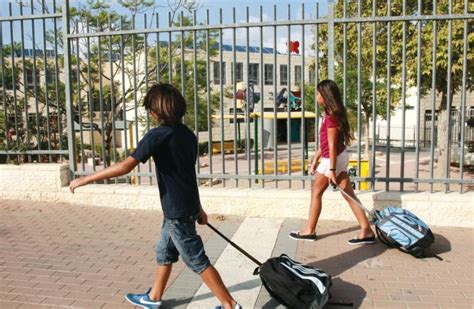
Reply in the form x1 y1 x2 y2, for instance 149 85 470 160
187 217 283 308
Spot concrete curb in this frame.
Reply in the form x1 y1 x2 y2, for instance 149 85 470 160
1 163 473 228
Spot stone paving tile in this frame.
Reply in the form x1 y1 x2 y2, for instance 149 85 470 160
1 199 473 308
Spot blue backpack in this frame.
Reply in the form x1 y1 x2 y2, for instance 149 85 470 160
336 185 435 258
374 207 435 258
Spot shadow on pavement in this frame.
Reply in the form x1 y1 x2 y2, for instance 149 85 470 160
162 278 261 308
257 277 365 309
425 232 452 258
307 242 387 307
327 277 367 308
310 242 387 277
316 225 360 241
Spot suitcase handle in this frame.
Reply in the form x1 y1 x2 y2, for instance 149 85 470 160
207 223 263 267
334 184 380 221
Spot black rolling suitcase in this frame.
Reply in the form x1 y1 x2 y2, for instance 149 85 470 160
206 223 333 308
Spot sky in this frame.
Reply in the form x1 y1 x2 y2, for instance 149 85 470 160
1 0 329 54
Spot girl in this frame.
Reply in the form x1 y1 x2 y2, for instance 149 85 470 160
289 80 375 245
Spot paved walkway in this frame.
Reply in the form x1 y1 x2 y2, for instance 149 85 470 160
0 199 472 308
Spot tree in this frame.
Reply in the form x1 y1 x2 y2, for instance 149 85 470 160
1 41 67 162
59 0 218 166
309 2 401 160
312 0 473 187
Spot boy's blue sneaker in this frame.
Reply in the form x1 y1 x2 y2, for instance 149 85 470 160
125 288 162 309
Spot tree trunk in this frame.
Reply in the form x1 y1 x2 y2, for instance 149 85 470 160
104 123 112 167
434 90 454 191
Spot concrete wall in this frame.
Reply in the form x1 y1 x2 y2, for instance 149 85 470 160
1 163 472 228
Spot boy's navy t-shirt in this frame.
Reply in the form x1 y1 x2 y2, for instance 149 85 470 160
131 123 200 219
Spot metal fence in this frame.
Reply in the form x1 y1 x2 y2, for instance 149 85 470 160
1 0 473 193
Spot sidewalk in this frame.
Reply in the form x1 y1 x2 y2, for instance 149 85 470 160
0 199 472 308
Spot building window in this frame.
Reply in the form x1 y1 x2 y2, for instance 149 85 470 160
295 65 302 85
248 63 259 85
280 64 287 86
25 69 40 89
46 69 56 84
231 62 243 84
264 64 273 85
213 61 226 85
424 110 438 122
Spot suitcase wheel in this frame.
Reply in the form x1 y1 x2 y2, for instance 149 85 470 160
410 246 425 258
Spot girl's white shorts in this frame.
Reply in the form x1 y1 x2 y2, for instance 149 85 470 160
316 150 349 177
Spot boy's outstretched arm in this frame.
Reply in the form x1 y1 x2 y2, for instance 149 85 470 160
69 156 139 193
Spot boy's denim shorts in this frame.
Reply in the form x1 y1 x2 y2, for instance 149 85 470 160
156 214 211 274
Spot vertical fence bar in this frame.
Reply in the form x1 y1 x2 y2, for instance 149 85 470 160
18 3 27 156
371 0 377 191
9 2 19 150
53 0 62 160
232 7 238 187
42 0 52 162
145 14 152 184
400 0 407 191
86 18 96 171
97 18 107 172
430 0 437 192
219 8 225 186
327 1 334 80
180 11 185 131
315 4 320 150
343 0 347 107
62 0 76 176
180 11 185 106
385 0 392 191
459 0 468 193
192 11 199 174
156 14 160 83
168 12 172 84
120 17 128 182
245 6 251 187
109 15 117 176
287 4 292 189
132 15 140 183
301 3 306 189
415 0 422 192
205 9 212 185
356 0 362 190
31 0 41 154
445 0 453 192
273 4 278 189
259 5 265 188
0 21 8 157
75 23 85 173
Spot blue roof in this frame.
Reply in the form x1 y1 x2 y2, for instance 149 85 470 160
217 44 282 54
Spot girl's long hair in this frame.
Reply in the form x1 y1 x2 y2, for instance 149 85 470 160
317 79 354 145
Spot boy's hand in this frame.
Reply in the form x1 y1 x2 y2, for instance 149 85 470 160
197 208 208 225
69 177 88 194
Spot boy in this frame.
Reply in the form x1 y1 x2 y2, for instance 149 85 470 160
70 83 241 309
